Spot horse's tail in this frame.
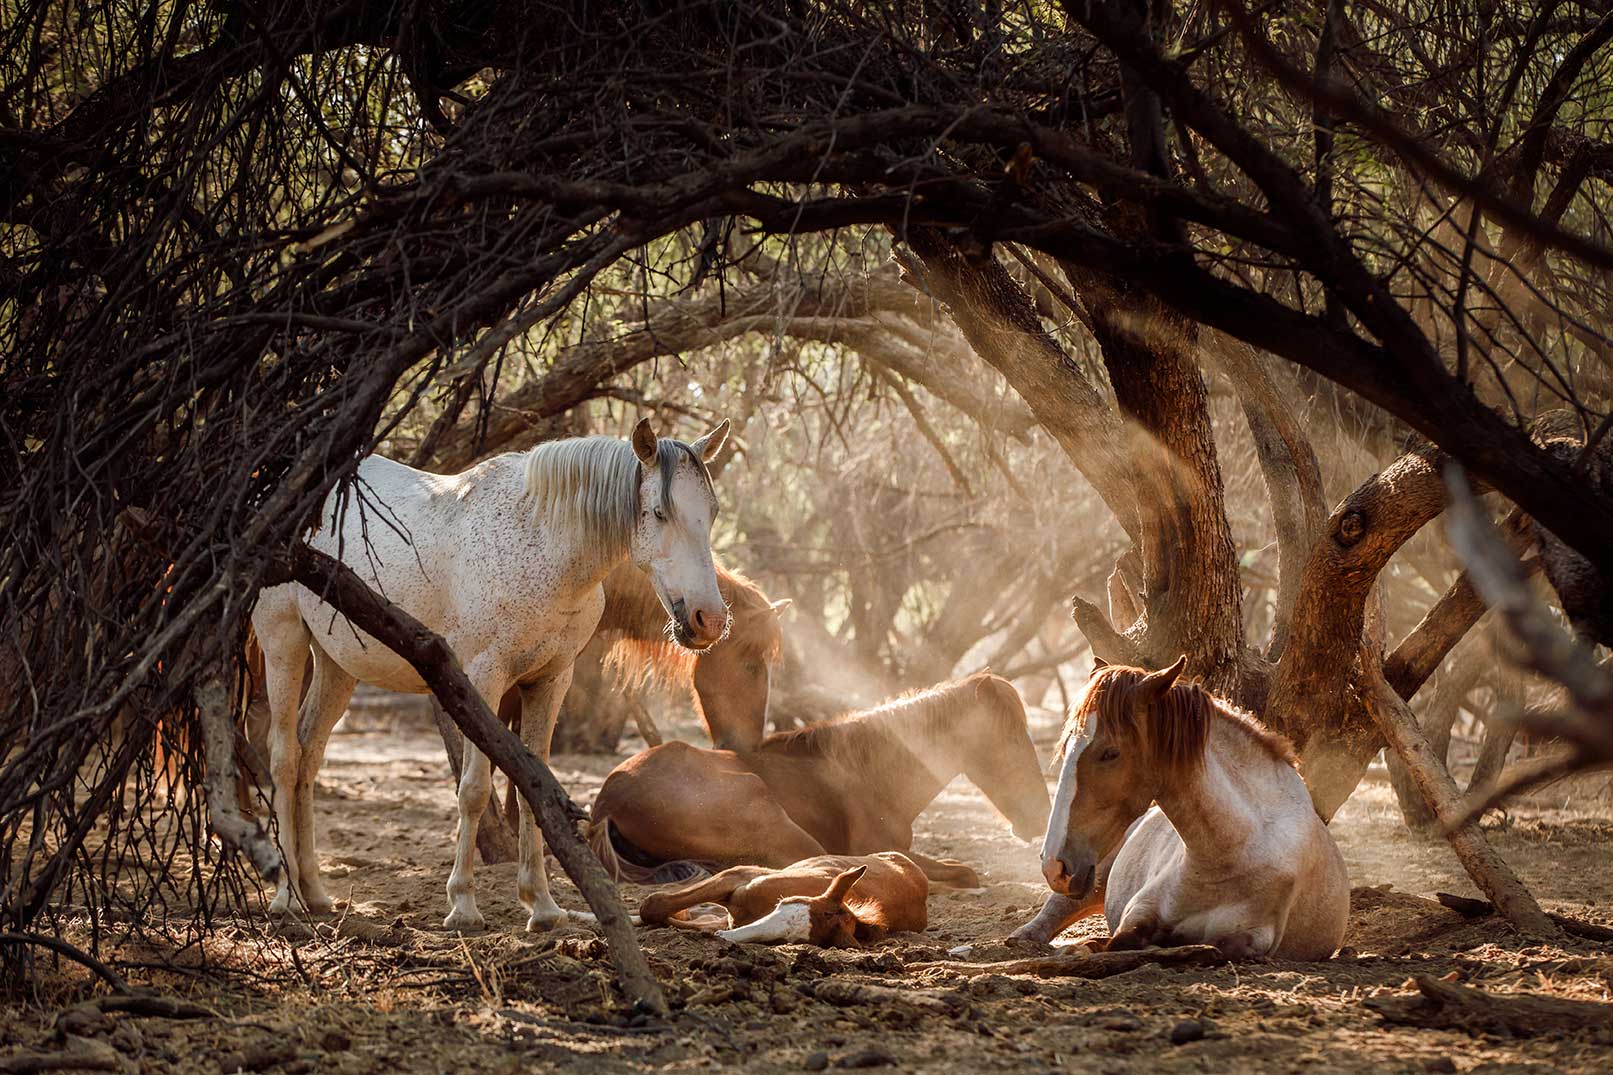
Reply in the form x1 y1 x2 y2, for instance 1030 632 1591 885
586 815 712 885
587 816 649 884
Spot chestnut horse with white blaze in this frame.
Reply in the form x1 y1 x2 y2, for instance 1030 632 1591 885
588 672 1049 884
1020 658 1349 959
638 853 929 947
251 418 730 930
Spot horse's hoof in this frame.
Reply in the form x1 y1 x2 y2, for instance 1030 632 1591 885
526 907 567 932
303 894 334 915
443 908 486 932
268 894 294 917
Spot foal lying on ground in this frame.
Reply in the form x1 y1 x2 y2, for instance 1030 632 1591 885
638 854 929 947
588 673 1049 884
1019 658 1349 959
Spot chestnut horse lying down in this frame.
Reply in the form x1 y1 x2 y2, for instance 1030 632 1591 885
1016 658 1349 959
588 672 1049 885
638 853 928 947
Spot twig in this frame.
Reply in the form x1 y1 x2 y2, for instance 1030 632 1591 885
0 934 129 993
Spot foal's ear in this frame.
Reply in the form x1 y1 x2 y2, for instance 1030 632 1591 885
631 418 659 465
1091 656 1109 671
768 597 793 616
1138 654 1187 700
820 864 867 905
690 418 731 463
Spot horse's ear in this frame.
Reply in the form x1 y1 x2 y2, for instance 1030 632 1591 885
631 418 658 466
690 418 731 463
1138 654 1187 701
1091 656 1108 670
820 864 866 906
768 597 793 616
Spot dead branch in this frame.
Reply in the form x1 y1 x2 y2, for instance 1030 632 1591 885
1444 466 1613 822
909 944 1227 979
1358 645 1559 938
1363 975 1613 1037
0 935 129 994
1436 892 1613 942
196 675 281 883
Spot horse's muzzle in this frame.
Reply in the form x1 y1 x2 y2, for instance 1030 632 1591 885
670 598 728 649
1042 856 1095 899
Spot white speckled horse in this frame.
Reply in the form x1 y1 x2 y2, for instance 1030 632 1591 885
251 418 730 930
1025 658 1349 959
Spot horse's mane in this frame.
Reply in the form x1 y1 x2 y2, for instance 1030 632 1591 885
521 434 711 560
601 563 782 693
761 672 1025 779
1056 665 1297 781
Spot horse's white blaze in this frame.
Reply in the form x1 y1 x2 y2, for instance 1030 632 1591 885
1041 726 1093 868
715 903 812 944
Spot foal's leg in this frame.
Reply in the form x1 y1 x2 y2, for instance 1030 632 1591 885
515 668 572 931
252 591 312 916
444 663 509 931
290 640 357 914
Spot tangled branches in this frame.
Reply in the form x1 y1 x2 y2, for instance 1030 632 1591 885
3 0 1612 980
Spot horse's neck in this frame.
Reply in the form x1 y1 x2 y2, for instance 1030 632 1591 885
595 564 659 638
1155 718 1286 864
840 692 973 824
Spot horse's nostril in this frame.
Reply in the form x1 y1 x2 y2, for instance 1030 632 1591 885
693 609 707 630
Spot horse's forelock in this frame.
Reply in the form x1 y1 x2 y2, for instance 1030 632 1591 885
654 438 715 523
1066 666 1211 782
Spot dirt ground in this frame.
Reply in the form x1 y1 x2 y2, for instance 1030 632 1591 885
5 712 1613 1074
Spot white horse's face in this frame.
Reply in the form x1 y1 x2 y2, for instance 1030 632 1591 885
630 418 731 650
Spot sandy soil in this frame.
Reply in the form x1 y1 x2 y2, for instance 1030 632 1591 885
5 714 1613 1073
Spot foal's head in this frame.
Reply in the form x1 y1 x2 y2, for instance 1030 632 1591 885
627 418 731 650
1039 656 1200 899
715 865 870 947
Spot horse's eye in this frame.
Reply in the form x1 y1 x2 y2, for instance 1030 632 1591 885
653 507 666 522
1098 747 1121 763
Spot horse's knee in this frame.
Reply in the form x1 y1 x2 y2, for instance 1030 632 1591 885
1106 916 1162 951
457 765 492 810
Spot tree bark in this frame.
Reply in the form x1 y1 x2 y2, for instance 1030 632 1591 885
1270 448 1456 818
1359 649 1558 938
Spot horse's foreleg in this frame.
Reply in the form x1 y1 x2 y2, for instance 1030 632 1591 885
444 666 507 931
290 642 356 914
1008 890 1105 946
516 668 573 931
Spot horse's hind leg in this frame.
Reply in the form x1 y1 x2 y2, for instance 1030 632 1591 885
252 587 312 915
444 662 509 931
515 668 573 931
290 639 357 914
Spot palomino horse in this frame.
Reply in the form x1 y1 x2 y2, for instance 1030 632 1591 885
588 672 1049 884
252 418 730 930
639 853 929 947
1025 658 1349 959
